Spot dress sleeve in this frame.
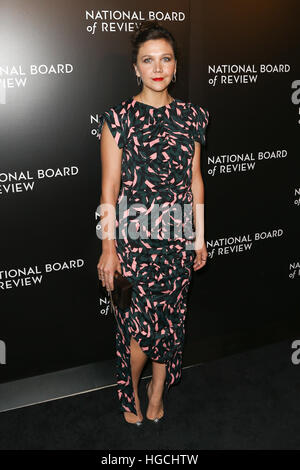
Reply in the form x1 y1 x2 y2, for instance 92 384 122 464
191 104 210 146
96 106 125 149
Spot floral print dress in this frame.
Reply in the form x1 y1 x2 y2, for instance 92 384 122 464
97 96 209 415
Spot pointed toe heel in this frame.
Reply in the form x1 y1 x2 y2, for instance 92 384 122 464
132 420 143 427
124 418 143 427
123 412 144 427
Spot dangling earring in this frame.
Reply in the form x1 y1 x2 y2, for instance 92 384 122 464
136 76 142 86
172 72 176 83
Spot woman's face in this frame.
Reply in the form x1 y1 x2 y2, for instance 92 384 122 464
134 38 177 92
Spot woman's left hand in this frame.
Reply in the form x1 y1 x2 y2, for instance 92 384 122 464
193 241 208 271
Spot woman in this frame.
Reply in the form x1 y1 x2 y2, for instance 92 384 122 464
96 20 209 426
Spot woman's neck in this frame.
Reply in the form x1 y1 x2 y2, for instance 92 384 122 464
134 91 173 108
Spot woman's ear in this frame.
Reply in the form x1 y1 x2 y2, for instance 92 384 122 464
133 64 138 76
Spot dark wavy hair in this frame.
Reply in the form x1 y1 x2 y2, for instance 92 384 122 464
130 20 178 65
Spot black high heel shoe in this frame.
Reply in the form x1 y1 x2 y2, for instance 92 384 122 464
123 412 143 427
145 379 168 423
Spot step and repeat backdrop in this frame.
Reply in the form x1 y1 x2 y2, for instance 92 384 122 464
0 0 299 383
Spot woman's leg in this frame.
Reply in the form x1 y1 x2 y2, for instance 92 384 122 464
146 360 166 420
123 336 148 423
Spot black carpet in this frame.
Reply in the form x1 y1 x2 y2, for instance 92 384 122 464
0 339 299 450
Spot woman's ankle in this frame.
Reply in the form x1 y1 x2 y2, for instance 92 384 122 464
148 380 164 404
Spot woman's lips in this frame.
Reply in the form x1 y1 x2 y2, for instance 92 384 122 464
152 78 164 81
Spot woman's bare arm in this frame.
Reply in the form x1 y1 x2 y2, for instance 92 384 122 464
100 120 122 252
191 141 207 270
97 120 123 290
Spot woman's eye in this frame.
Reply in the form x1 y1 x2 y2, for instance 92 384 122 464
143 57 171 63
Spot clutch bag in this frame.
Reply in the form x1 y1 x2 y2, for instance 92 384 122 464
108 270 132 312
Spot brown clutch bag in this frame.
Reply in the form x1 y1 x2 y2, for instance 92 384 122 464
109 270 132 311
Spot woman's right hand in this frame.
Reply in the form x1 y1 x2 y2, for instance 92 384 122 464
97 250 122 292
